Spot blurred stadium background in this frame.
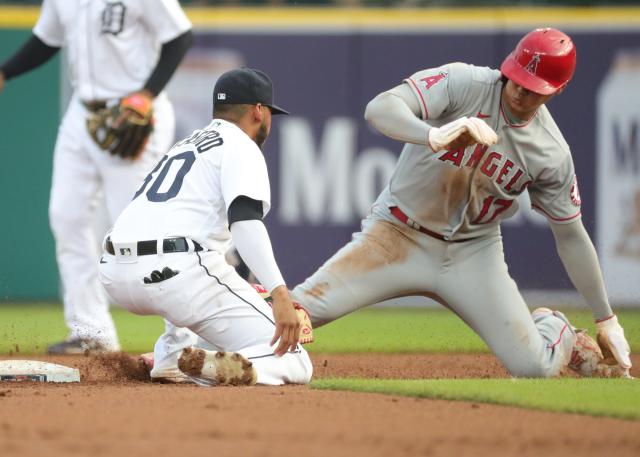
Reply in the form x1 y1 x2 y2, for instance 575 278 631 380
0 1 638 309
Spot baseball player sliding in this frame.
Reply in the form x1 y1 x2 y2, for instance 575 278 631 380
99 68 313 386
0 0 193 354
292 28 633 378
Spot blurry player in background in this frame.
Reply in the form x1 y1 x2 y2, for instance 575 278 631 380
0 0 193 354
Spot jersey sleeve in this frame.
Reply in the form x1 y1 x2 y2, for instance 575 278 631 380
528 154 582 224
220 140 271 217
140 0 192 44
32 0 64 47
403 62 473 120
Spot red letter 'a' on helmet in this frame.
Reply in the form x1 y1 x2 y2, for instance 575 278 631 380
501 27 576 95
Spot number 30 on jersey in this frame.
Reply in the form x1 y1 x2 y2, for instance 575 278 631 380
133 130 223 202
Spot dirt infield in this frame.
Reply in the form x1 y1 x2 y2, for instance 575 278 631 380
0 353 639 457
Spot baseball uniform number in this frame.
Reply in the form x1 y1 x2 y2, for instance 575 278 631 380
472 196 514 224
147 151 196 202
133 129 226 202
134 150 199 202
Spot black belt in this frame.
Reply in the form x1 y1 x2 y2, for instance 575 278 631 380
83 100 108 112
106 237 203 256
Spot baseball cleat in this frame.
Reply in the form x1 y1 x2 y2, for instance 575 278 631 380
141 352 196 384
140 352 197 384
531 307 554 319
47 338 119 355
177 347 257 386
151 370 194 384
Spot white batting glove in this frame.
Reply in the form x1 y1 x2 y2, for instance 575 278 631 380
466 117 498 145
428 116 498 152
596 315 632 371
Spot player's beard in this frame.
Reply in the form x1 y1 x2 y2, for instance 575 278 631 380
255 119 269 149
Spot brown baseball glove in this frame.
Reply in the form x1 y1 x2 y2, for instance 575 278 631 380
86 92 154 160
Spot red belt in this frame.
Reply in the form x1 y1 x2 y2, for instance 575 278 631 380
390 206 461 242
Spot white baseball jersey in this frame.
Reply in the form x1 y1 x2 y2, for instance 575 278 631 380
33 0 191 101
379 62 581 241
109 119 272 253
100 119 312 385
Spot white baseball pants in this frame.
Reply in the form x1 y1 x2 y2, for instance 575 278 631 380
99 247 312 385
49 93 175 347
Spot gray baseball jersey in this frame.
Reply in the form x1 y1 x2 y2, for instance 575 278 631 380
383 62 581 241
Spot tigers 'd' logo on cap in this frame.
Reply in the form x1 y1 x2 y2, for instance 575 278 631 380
525 53 541 75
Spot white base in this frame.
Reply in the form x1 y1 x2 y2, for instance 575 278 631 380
0 360 80 383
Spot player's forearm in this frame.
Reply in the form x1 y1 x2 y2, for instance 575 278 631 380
550 220 613 320
143 30 193 97
230 219 286 293
364 89 431 145
0 34 59 81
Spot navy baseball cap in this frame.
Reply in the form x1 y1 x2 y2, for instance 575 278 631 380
213 67 289 115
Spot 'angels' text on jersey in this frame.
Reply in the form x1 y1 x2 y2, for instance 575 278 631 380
378 62 581 241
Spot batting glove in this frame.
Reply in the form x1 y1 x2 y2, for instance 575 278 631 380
596 315 632 371
428 116 498 152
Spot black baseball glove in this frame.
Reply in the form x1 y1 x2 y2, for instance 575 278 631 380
86 92 154 160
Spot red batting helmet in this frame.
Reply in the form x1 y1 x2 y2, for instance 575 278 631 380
501 28 576 95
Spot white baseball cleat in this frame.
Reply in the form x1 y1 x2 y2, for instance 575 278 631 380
151 368 194 384
178 347 257 386
531 307 554 320
139 352 196 384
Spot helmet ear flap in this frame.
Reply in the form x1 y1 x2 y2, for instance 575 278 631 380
500 27 576 95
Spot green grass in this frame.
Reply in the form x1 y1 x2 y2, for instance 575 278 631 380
0 303 164 354
307 307 640 353
0 304 639 355
308 307 488 353
312 378 640 420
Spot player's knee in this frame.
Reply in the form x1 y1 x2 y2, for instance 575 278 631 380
295 350 314 384
291 286 327 328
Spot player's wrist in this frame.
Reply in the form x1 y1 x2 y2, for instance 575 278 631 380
595 314 618 329
270 285 290 301
426 128 438 153
595 314 615 324
136 88 155 100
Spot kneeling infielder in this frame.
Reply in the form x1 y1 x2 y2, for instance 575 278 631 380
292 28 632 378
99 68 312 386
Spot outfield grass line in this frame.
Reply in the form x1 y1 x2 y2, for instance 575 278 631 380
311 378 640 421
1 304 639 354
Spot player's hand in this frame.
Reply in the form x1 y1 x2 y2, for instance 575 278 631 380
596 315 632 375
270 285 301 356
441 131 476 151
428 116 497 152
114 90 153 129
